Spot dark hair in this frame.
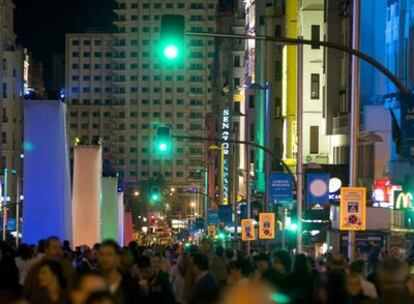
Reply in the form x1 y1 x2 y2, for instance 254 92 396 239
314 272 349 304
85 291 115 304
350 259 365 275
72 272 103 291
177 252 191 277
254 253 270 263
39 259 67 289
272 250 292 272
100 239 120 255
45 236 60 249
137 255 151 269
192 253 209 271
228 259 251 276
293 254 309 274
17 244 32 260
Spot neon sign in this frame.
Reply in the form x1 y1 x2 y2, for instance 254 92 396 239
221 108 230 205
394 191 414 209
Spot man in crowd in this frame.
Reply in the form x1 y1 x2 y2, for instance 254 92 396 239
199 239 227 284
227 259 251 286
188 253 219 304
98 240 142 304
350 259 377 299
137 255 175 304
253 254 280 289
70 272 108 304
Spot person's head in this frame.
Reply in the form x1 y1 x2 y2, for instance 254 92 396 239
45 236 62 258
85 291 115 304
17 243 32 260
314 271 348 303
137 255 154 280
83 248 94 262
200 239 213 255
70 273 107 304
177 252 191 277
225 248 235 261
191 253 209 277
271 250 291 274
38 259 66 290
350 259 365 276
220 281 275 304
98 240 121 273
292 254 309 274
227 259 251 285
151 253 163 273
254 254 270 273
377 257 409 290
63 240 71 250
346 272 363 296
327 253 346 273
119 250 134 275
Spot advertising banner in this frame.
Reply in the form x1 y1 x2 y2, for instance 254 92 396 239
241 219 256 241
306 173 330 206
207 225 216 239
269 173 293 204
258 213 275 239
340 187 366 231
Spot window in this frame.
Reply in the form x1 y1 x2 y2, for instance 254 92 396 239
310 126 319 154
72 75 79 81
234 55 240 67
234 78 240 87
83 52 90 57
311 25 320 49
72 40 80 46
94 52 102 57
176 172 183 177
72 52 79 57
311 74 320 99
72 64 79 69
83 40 91 46
94 40 101 46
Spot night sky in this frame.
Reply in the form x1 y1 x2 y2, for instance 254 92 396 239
14 0 114 91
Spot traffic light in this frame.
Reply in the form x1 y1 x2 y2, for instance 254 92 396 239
150 186 161 202
159 15 185 65
155 126 172 154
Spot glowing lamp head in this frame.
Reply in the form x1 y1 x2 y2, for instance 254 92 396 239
164 44 179 60
151 193 159 201
159 143 168 151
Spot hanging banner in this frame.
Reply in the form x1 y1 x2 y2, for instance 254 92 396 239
221 107 231 205
340 187 366 231
269 173 293 204
306 173 330 206
258 213 275 239
207 225 216 239
241 219 256 241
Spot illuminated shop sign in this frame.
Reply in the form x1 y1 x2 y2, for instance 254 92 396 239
221 108 230 205
393 191 414 210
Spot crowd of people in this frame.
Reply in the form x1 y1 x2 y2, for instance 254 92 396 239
1 236 414 304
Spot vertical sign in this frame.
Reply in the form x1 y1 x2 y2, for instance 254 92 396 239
207 225 216 239
258 213 275 239
340 187 366 231
269 173 293 204
241 219 256 241
221 107 231 205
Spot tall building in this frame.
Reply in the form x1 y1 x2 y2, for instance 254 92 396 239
65 33 116 173
66 1 217 193
0 0 23 204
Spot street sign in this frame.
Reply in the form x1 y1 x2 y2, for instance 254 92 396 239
269 173 293 204
258 213 275 239
218 205 233 226
241 219 255 241
340 187 366 231
207 225 216 239
207 210 219 226
306 173 330 206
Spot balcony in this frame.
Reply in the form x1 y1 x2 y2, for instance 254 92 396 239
332 114 349 135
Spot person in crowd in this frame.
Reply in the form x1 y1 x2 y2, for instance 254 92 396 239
226 259 251 286
0 241 21 303
220 281 276 304
15 244 35 286
313 271 350 304
24 236 75 299
271 250 292 277
253 253 280 289
406 274 414 296
285 254 313 303
98 239 142 304
30 259 68 304
70 272 108 304
349 259 377 299
171 251 193 304
346 272 369 304
85 291 115 304
118 250 134 276
136 255 175 304
188 253 219 304
364 257 414 303
77 248 96 274
327 253 346 274
199 239 228 284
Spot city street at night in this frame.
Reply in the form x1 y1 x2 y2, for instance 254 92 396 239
1 0 414 303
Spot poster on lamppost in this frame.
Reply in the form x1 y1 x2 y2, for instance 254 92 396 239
340 187 366 231
241 219 256 241
207 225 216 239
258 213 275 239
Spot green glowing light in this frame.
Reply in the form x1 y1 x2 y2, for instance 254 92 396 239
163 45 179 59
159 143 168 151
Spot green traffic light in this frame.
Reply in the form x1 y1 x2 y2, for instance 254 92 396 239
163 44 179 59
159 143 168 151
288 223 298 231
218 232 225 240
151 193 159 201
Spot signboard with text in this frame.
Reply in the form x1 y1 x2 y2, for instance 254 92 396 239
340 187 366 231
269 173 292 204
258 213 275 239
241 219 256 241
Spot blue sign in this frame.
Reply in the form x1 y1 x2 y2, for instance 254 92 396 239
0 217 16 231
306 173 330 206
400 94 414 158
218 205 233 226
269 173 293 204
207 210 219 226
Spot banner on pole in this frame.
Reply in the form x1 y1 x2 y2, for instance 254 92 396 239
241 219 256 241
207 225 216 239
306 173 330 206
269 173 293 204
258 213 275 239
340 187 366 231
